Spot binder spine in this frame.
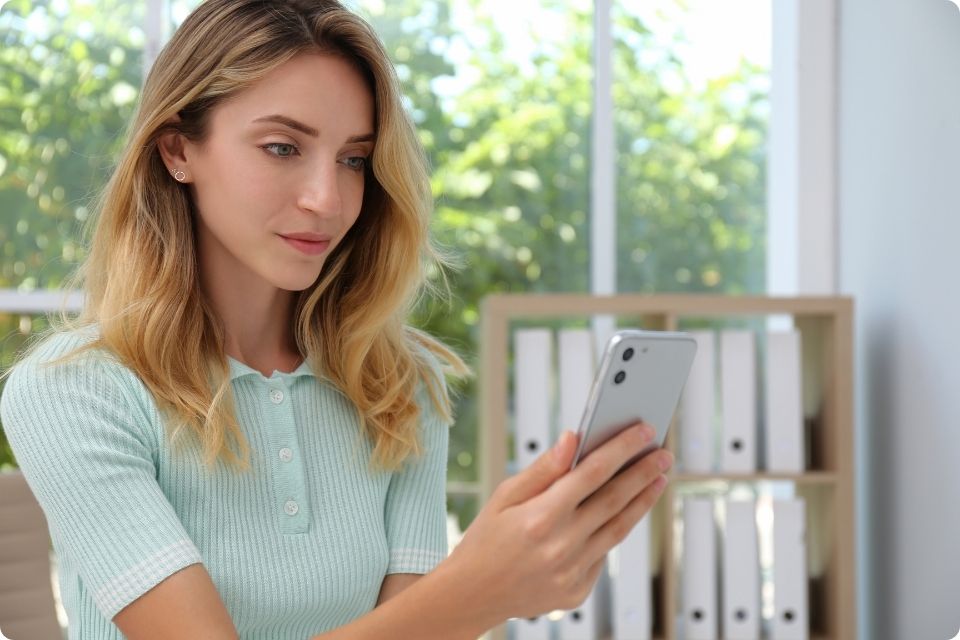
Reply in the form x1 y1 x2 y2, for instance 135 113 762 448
722 499 760 640
681 497 719 640
680 330 717 473
764 331 805 473
512 329 555 640
772 499 809 640
611 515 652 640
720 330 758 473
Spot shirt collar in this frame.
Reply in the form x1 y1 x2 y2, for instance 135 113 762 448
227 355 316 382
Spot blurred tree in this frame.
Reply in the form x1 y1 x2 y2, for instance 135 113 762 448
0 0 143 290
0 0 144 469
613 8 767 294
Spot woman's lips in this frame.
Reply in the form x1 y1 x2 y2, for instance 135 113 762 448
279 235 331 256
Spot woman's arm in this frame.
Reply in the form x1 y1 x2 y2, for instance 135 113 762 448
112 564 239 640
311 422 671 640
110 423 668 640
375 573 422 606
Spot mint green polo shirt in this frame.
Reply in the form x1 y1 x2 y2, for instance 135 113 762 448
0 327 451 639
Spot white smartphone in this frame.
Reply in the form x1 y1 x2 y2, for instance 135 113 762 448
570 329 698 473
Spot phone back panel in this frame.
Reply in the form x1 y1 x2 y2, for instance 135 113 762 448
572 330 698 469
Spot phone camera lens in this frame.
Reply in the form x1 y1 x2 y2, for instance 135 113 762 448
614 370 626 384
622 347 635 361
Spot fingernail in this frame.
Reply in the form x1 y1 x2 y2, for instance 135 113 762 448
641 424 656 441
658 452 673 472
653 475 668 492
554 431 571 461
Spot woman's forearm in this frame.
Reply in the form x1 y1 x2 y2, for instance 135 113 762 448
309 425 668 640
310 557 501 640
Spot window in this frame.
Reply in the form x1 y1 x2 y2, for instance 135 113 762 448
0 1 778 536
613 0 770 295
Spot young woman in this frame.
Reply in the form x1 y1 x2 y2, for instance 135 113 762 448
0 1 672 638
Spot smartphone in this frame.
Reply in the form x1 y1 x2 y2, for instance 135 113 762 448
570 329 698 473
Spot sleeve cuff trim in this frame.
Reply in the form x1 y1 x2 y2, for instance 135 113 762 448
387 548 445 574
95 539 203 619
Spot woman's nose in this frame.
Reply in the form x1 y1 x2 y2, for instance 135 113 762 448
297 163 341 216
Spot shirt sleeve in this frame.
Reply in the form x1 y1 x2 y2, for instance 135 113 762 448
0 342 204 621
382 355 451 575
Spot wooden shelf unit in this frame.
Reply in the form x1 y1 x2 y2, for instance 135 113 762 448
478 294 855 640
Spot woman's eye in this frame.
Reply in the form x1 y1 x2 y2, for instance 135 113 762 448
342 156 367 171
262 142 299 158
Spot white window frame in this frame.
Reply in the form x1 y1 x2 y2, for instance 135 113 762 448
767 0 838 297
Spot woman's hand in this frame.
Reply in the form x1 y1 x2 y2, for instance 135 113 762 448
446 422 672 623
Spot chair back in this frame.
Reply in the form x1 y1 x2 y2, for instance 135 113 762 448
0 470 63 640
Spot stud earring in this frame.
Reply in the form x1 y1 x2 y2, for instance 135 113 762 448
173 170 186 182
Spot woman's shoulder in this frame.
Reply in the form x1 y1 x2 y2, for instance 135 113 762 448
1 325 160 443
3 325 139 402
9 325 111 374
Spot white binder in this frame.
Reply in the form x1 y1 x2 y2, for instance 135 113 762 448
764 331 805 472
558 329 595 433
722 500 760 640
611 515 651 640
557 329 610 640
512 329 556 639
720 330 758 472
514 329 553 469
557 568 610 640
772 499 809 640
680 330 716 473
509 616 552 640
681 497 718 640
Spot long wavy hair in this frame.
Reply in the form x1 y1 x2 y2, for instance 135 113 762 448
4 0 469 474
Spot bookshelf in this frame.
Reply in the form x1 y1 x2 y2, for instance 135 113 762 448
478 294 855 640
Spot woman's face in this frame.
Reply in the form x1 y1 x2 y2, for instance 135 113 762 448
178 52 375 293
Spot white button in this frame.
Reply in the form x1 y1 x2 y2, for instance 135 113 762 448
269 388 284 404
279 447 293 462
284 500 299 516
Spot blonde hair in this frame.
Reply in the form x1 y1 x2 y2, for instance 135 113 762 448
3 0 469 474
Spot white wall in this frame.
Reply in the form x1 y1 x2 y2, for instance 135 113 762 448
839 1 960 638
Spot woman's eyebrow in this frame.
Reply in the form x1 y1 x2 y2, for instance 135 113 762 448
346 133 376 143
252 114 318 136
250 114 374 143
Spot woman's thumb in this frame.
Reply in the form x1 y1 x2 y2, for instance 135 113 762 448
494 430 577 508
552 430 576 464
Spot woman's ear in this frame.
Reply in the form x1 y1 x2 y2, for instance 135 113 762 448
156 118 193 183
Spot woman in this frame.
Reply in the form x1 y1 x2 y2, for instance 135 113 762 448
0 1 672 638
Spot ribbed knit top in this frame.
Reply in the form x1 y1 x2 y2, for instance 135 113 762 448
0 327 451 639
